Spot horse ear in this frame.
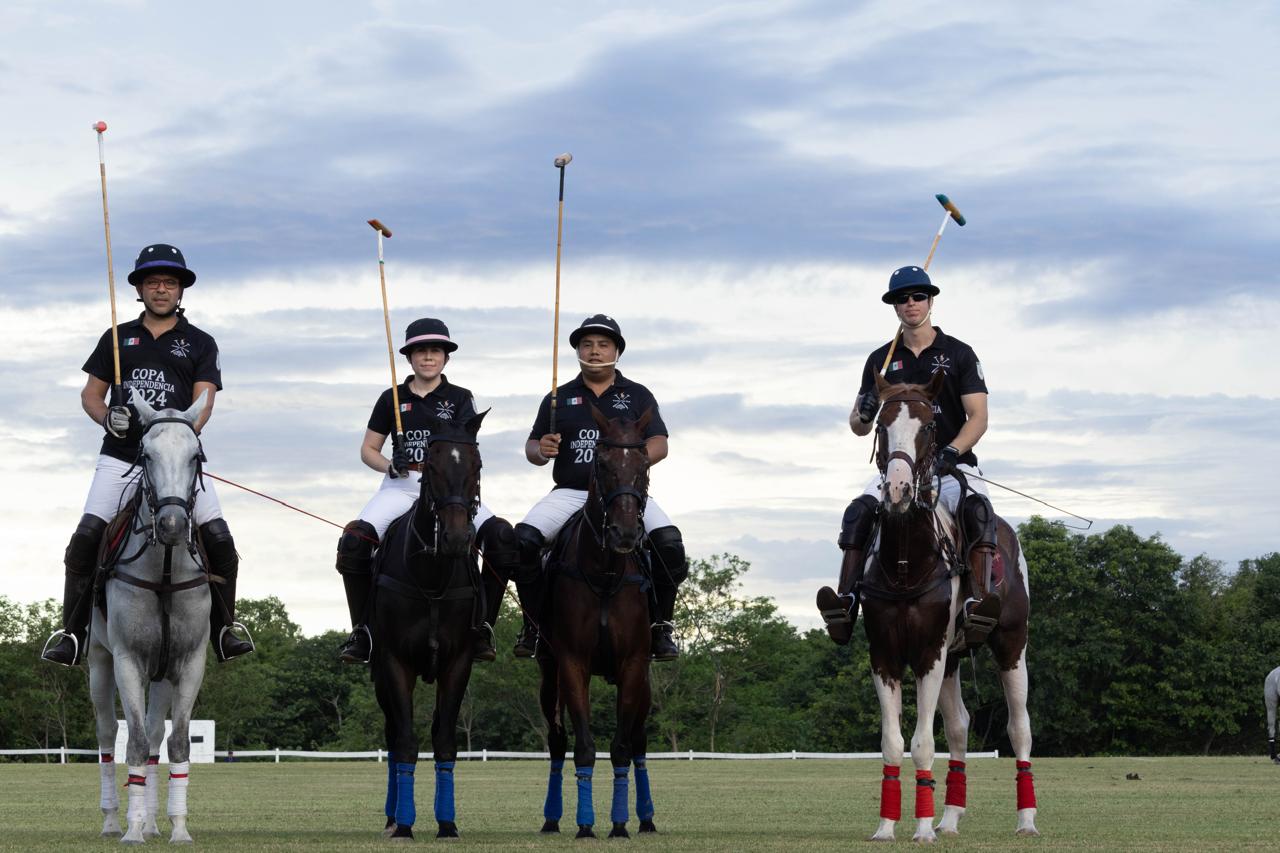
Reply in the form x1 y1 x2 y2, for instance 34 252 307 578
924 369 946 399
636 407 653 432
183 390 209 425
465 408 489 436
590 405 611 431
130 388 158 425
875 373 890 395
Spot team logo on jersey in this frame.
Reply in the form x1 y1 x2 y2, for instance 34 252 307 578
435 400 456 420
930 354 952 374
169 339 191 358
565 396 584 406
123 337 141 346
400 402 413 413
976 361 984 381
611 392 631 411
890 359 904 372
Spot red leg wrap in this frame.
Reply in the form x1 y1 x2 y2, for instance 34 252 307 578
147 755 159 765
1015 760 1037 810
100 753 114 763
880 765 902 821
914 769 935 819
944 760 967 808
127 774 146 786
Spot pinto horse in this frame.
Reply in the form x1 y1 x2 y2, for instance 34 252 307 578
372 411 488 840
86 391 212 844
537 408 657 839
860 373 1038 841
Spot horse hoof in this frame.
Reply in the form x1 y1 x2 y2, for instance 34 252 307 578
1015 827 1041 837
576 825 597 839
437 821 460 839
390 823 415 840
608 823 630 839
638 820 656 834
541 820 561 834
937 827 960 837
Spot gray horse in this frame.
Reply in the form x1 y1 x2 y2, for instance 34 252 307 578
1267 666 1280 763
87 391 212 844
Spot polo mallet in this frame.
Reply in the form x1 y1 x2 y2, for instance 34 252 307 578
93 121 123 406
548 152 573 434
367 218 404 440
879 193 967 375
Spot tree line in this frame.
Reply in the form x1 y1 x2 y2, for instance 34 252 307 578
2 517 1277 759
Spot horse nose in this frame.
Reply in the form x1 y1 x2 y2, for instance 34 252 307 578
155 506 187 545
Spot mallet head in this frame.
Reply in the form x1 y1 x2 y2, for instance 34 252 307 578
935 193 966 226
367 219 393 238
554 153 573 168
92 121 108 133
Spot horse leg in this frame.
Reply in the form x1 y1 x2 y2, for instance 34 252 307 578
908 660 947 843
164 660 204 845
632 683 655 834
935 670 969 835
430 653 472 839
1000 647 1039 836
142 680 170 839
1267 677 1279 762
608 659 649 838
562 658 597 839
539 656 566 834
870 672 905 842
113 654 151 844
374 656 419 840
87 634 122 838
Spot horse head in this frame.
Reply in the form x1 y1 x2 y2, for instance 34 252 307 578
132 390 207 547
589 406 652 554
419 409 486 558
874 371 944 516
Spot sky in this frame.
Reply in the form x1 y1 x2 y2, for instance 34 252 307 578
2 0 1277 636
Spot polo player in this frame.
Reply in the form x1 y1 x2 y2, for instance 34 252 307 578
818 265 1002 648
42 244 254 666
512 314 688 661
335 318 520 665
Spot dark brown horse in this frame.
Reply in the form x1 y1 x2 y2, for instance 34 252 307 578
372 411 487 840
537 408 657 839
860 373 1038 841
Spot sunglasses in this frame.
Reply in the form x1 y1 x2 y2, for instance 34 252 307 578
892 291 932 305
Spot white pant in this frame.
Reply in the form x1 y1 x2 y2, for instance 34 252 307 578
357 471 495 540
860 464 990 517
83 454 224 526
520 488 672 541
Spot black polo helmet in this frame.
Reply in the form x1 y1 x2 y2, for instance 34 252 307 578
882 265 938 303
399 317 458 354
127 244 197 288
569 314 625 354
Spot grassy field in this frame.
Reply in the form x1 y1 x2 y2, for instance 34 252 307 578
0 755 1275 851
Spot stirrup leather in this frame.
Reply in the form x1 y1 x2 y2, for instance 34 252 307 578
41 629 80 666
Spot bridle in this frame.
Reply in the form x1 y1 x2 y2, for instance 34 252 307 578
132 416 203 548
583 437 649 549
412 434 481 557
875 390 939 513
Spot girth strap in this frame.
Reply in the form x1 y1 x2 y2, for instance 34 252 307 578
109 569 209 594
377 572 475 602
859 563 959 602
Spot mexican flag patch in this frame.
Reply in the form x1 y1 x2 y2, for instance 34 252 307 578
890 360 904 372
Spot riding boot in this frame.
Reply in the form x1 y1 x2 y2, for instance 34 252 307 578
817 494 878 647
645 526 688 662
336 520 378 664
202 520 255 662
650 583 680 662
42 514 107 666
473 518 518 663
513 577 543 658
958 544 1001 649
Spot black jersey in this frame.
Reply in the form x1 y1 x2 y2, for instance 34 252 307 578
83 313 222 462
367 375 478 464
860 327 987 467
528 370 668 490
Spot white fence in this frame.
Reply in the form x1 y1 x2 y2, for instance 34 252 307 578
1 747 998 764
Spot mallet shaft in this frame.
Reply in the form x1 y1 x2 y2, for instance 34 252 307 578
550 157 570 434
95 123 122 400
371 223 403 436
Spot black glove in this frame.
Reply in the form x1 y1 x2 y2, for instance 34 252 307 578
103 405 132 439
856 389 880 424
936 445 961 478
387 440 412 479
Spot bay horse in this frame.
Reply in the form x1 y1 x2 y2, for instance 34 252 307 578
373 411 489 840
86 391 212 844
1266 665 1280 762
537 407 657 839
860 373 1038 841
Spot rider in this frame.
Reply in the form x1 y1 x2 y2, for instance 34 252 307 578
817 265 1001 648
511 314 688 662
335 318 519 665
42 244 254 666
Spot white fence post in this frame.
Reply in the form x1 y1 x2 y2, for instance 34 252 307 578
482 749 488 762
275 748 280 764
377 749 383 763
60 745 66 765
688 749 693 761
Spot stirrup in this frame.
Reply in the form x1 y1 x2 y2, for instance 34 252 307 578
339 625 372 664
513 625 538 659
951 597 1000 651
41 629 80 667
216 622 256 662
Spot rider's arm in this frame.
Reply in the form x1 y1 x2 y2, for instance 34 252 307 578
849 404 874 436
526 436 558 465
81 375 110 425
361 429 393 474
192 382 217 432
645 435 669 465
950 392 988 456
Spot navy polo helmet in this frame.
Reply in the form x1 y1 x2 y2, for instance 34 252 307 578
569 314 626 354
882 265 939 304
127 244 197 288
400 318 458 354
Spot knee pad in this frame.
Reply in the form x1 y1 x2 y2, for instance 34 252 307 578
647 526 688 586
478 516 519 579
336 520 378 575
961 494 996 549
838 495 879 550
199 519 239 577
514 523 546 584
65 514 108 576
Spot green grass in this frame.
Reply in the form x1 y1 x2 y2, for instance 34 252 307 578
1 756 1275 850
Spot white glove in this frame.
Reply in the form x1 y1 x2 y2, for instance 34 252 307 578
103 405 132 438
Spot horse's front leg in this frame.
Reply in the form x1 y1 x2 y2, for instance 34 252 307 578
538 656 567 834
430 650 473 839
561 657 597 839
112 653 152 844
630 671 656 834
374 655 419 840
935 668 969 836
608 657 651 838
870 672 904 842
164 650 205 845
87 631 121 838
907 654 949 844
141 679 170 840
1000 646 1039 836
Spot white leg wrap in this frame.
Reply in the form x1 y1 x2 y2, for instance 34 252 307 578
145 762 160 817
168 761 191 817
122 765 148 841
99 756 118 810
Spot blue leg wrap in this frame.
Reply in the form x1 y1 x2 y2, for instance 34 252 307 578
634 756 654 821
611 765 630 825
384 759 396 820
434 761 456 824
394 762 416 828
543 759 564 821
575 766 595 828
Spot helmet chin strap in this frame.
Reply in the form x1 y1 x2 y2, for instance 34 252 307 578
578 356 620 369
901 309 932 331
